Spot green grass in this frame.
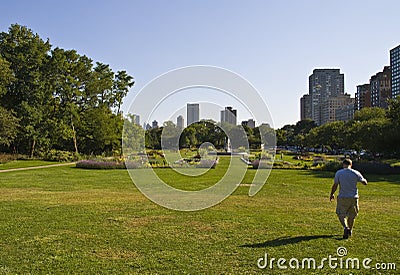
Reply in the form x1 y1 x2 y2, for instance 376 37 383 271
0 160 59 170
0 157 399 274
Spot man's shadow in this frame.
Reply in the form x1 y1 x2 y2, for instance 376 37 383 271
241 235 339 248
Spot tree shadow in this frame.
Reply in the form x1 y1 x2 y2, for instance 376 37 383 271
240 235 339 248
302 170 400 184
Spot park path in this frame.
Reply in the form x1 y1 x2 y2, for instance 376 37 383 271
0 162 76 173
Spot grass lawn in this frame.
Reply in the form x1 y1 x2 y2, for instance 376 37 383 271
0 160 60 170
0 157 399 274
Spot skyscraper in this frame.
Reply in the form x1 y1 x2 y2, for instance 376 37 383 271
321 94 354 124
390 44 400 98
187 103 199 126
241 118 255 128
177 115 184 129
308 69 345 125
300 94 312 120
355 84 371 111
221 106 237 125
370 66 391 109
131 114 140 126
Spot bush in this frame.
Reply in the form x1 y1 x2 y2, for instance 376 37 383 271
197 158 218 168
0 153 18 164
43 150 78 162
352 162 400 175
321 161 342 172
76 160 125 169
252 159 273 169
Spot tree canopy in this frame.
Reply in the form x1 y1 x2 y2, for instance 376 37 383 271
0 24 134 156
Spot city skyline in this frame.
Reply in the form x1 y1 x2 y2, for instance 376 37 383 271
301 44 399 126
139 103 258 129
2 1 399 128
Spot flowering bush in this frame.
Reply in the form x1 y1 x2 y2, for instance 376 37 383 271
196 158 218 168
251 159 273 169
76 160 125 169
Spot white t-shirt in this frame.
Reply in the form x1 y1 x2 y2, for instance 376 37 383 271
334 168 365 198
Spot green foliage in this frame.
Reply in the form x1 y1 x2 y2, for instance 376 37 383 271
354 107 386 121
0 24 134 157
288 101 400 156
320 160 342 172
42 149 78 162
277 119 317 146
0 106 20 146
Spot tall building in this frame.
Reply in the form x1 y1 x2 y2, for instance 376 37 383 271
321 94 354 125
309 69 345 125
220 106 237 125
177 115 184 129
300 94 312 120
187 103 199 126
335 102 355 122
241 118 255 128
131 114 140 126
370 66 391 109
355 84 371 111
390 44 400 98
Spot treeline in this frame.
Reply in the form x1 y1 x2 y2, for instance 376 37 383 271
0 24 134 157
135 100 400 157
277 100 400 156
144 120 276 150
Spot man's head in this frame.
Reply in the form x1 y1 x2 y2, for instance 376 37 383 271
343 158 352 168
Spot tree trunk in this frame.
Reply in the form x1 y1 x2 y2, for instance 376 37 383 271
30 139 35 159
71 115 79 154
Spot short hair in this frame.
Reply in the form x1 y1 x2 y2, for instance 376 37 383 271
343 159 352 166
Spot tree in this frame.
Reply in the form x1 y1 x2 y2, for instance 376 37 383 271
113 71 134 114
46 47 94 154
354 107 386 121
304 121 346 150
79 106 123 155
123 115 145 154
0 107 19 147
0 23 134 157
0 24 52 156
0 56 14 96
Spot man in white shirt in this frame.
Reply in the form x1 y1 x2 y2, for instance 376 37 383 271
330 159 368 239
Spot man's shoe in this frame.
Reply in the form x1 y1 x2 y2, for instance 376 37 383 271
348 229 352 237
343 228 350 239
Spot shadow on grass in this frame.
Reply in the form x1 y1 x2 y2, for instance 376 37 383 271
241 235 339 248
301 170 400 184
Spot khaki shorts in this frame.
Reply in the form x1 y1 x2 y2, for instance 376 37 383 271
336 198 359 218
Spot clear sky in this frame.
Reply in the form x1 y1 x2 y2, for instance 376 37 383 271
1 0 399 127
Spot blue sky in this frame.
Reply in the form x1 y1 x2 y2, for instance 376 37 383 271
1 0 399 127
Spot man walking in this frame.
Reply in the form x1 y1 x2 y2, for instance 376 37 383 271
330 159 367 239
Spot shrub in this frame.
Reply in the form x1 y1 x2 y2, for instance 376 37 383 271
197 158 218 168
76 160 125 169
252 159 273 169
321 160 342 172
352 162 400 175
0 153 18 164
43 150 78 162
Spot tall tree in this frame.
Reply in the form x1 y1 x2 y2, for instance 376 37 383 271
0 106 19 147
112 70 134 114
0 24 52 156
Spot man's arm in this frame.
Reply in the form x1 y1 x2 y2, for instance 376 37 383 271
357 171 368 185
330 182 339 201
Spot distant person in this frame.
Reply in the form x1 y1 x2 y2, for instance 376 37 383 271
330 159 367 239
